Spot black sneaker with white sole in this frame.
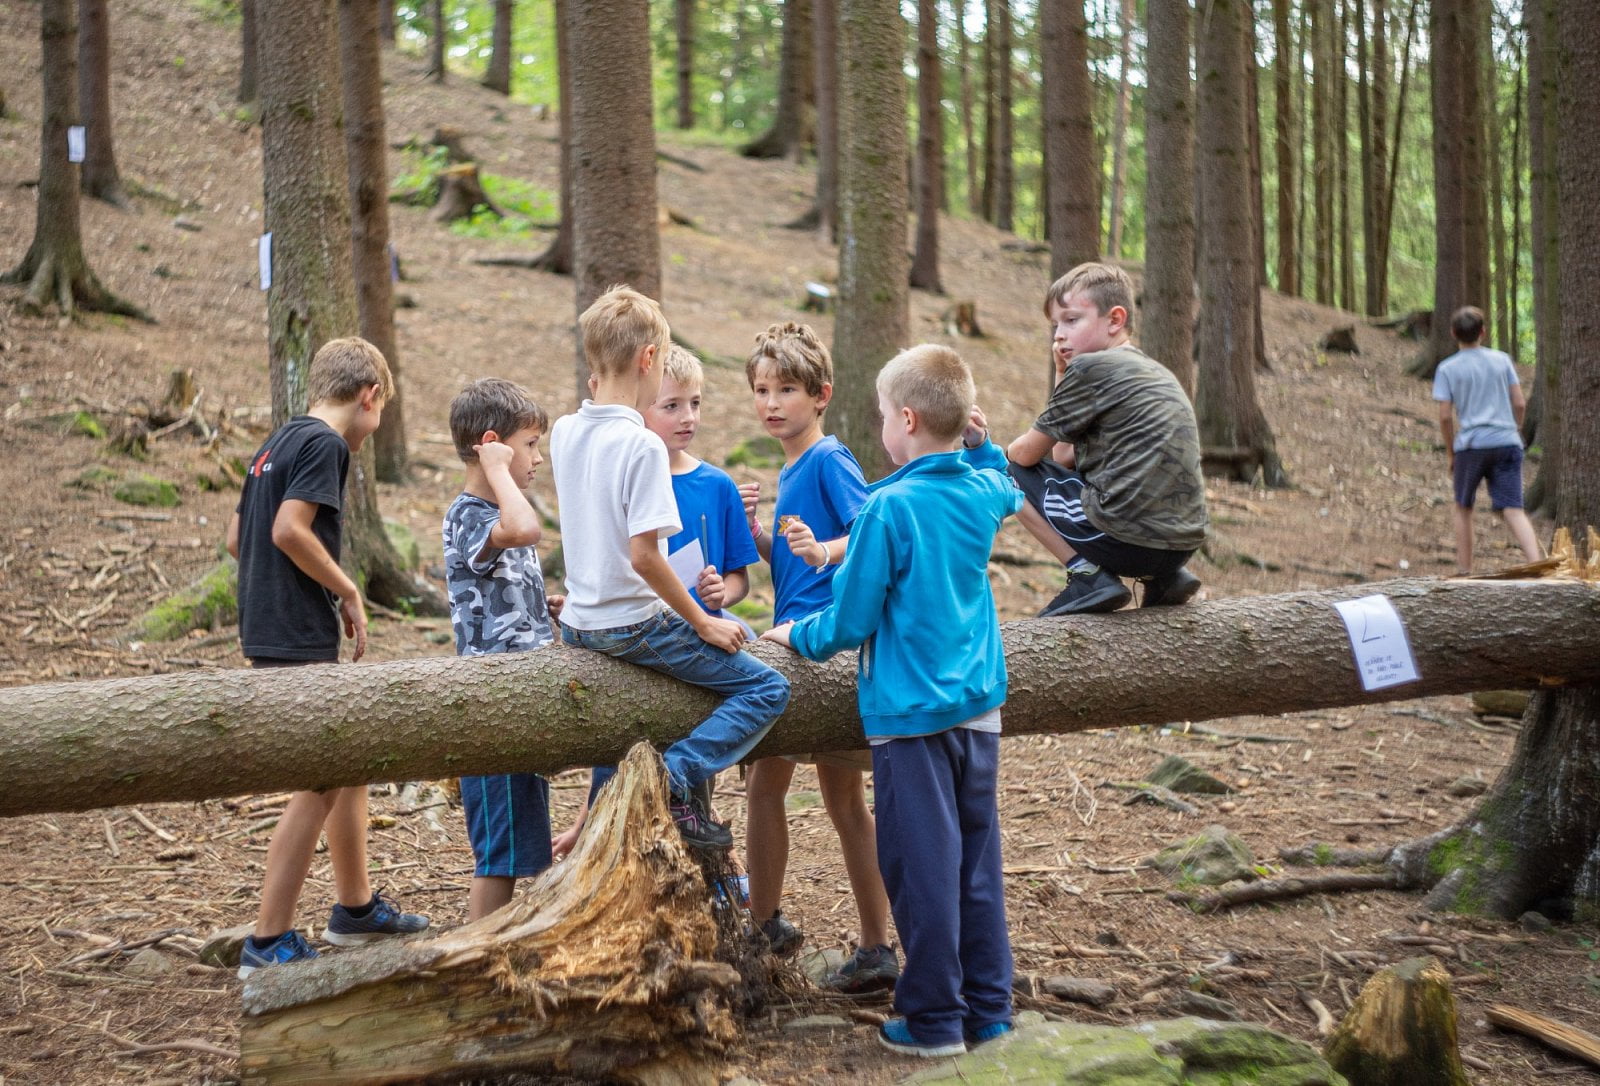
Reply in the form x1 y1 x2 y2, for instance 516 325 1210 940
1038 566 1131 616
1140 566 1202 607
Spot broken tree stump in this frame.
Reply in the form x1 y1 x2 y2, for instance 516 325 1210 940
1320 325 1360 353
429 124 473 163
1324 956 1469 1086
239 744 739 1085
430 162 501 223
940 300 984 337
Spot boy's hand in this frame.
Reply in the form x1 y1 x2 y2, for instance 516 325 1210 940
962 405 990 449
760 621 794 648
783 518 826 567
738 481 761 527
339 592 368 662
694 613 747 654
474 440 514 472
551 820 583 862
546 593 565 623
696 566 727 611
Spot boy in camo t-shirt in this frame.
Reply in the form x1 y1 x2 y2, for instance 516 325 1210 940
442 379 563 920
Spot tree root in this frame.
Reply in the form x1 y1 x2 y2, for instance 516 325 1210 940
1170 872 1403 914
2 247 154 323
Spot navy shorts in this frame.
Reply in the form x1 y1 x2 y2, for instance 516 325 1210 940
1008 459 1193 579
459 773 552 878
1453 445 1524 510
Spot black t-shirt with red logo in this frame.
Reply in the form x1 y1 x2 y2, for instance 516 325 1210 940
235 416 348 660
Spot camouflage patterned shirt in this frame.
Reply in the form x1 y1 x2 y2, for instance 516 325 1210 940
443 493 554 656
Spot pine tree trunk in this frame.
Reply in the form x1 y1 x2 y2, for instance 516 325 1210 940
1246 13 1269 373
1196 0 1286 486
1311 0 1334 305
2 578 1597 817
427 0 445 83
1459 0 1491 324
908 0 944 293
1272 0 1298 296
1106 0 1134 259
482 0 513 95
1523 0 1559 515
76 0 124 206
956 0 977 218
675 0 694 129
1378 0 1420 316
1486 16 1509 353
812 0 840 239
1425 0 1468 376
1335 0 1356 312
529 0 574 290
2 0 147 321
378 0 394 44
1143 0 1195 399
993 0 1015 232
1042 0 1097 279
1432 0 1600 922
339 0 407 484
981 0 996 219
1358 0 1390 316
238 0 258 103
833 0 908 483
742 0 814 161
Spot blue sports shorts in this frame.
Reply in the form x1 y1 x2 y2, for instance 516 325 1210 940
459 772 552 878
1453 444 1524 510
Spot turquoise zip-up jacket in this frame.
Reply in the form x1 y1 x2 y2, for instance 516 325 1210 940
789 441 1024 740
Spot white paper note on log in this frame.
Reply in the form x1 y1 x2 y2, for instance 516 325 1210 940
1333 594 1419 691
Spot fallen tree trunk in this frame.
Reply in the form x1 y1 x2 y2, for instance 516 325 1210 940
1 577 1598 817
239 743 741 1085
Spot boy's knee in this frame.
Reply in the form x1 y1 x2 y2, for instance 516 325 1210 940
758 671 791 715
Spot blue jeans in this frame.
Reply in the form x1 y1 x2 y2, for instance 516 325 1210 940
562 612 788 797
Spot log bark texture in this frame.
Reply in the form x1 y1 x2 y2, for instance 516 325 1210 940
1 578 1597 818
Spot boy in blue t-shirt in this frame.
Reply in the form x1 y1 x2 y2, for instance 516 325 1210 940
738 322 898 992
764 344 1022 1058
441 378 565 921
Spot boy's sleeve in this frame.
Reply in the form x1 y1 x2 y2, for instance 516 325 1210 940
1431 367 1453 402
821 445 871 530
721 475 760 571
453 502 504 575
1034 364 1097 442
622 435 683 539
283 432 347 510
789 507 891 661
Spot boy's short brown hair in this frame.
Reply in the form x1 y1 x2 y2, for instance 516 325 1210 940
663 344 704 390
1451 305 1486 344
579 285 672 379
307 337 394 406
1043 262 1137 333
745 321 833 397
449 378 549 463
877 344 975 443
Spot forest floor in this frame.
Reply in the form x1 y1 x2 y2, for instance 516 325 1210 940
1 2 1596 1084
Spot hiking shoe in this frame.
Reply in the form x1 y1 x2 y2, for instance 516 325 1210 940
237 929 318 978
1140 567 1202 607
324 891 430 947
878 1018 965 1058
669 794 734 851
759 909 803 957
966 1021 1014 1045
1038 566 1131 616
822 943 900 992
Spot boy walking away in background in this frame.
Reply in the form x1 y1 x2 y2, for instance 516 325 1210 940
552 287 789 853
443 378 565 921
764 345 1023 1057
739 322 899 993
1006 262 1207 615
227 338 428 976
1433 305 1543 574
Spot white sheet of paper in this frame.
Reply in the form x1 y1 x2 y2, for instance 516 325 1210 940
667 537 705 593
258 233 272 290
1333 594 1420 692
67 126 86 163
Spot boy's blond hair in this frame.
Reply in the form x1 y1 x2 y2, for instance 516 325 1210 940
663 344 704 390
745 321 833 398
1043 262 1137 333
448 378 549 463
877 344 975 443
579 285 671 379
307 337 394 405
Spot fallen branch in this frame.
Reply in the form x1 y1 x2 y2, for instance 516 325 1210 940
1486 1004 1600 1070
1298 988 1336 1037
97 1025 238 1061
1110 781 1200 815
1170 873 1401 914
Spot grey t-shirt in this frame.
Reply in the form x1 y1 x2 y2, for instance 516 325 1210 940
443 493 553 656
1432 346 1522 451
1034 345 1207 551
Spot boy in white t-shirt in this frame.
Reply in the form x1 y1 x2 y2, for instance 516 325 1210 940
551 286 790 851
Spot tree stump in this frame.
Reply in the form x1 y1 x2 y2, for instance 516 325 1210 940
429 125 473 163
1324 956 1469 1086
430 163 502 223
239 744 740 1085
941 300 984 337
1320 325 1360 353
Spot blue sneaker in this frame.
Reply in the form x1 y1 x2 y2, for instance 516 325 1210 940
877 1017 966 1058
966 1021 1014 1045
324 891 429 947
237 930 318 979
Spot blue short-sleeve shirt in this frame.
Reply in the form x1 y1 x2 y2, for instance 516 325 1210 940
666 461 760 611
771 435 869 623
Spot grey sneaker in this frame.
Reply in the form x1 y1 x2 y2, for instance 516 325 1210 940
760 910 803 957
1039 566 1131 616
822 942 900 992
325 891 429 947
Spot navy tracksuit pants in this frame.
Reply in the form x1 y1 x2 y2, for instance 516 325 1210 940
872 728 1013 1045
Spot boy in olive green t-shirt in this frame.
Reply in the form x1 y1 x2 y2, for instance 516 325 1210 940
1006 262 1207 616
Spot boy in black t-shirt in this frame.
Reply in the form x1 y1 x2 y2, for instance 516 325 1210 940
226 337 428 977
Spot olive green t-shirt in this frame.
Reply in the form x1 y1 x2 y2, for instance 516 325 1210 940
1034 345 1207 550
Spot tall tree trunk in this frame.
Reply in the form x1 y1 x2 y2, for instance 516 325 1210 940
1272 0 1298 296
258 0 425 612
482 0 513 95
956 0 977 218
1296 0 1311 295
2 0 147 320
1357 0 1391 316
1484 2 1509 353
1195 0 1286 486
1508 39 1523 353
674 0 694 129
1335 0 1356 312
742 0 814 160
1523 0 1559 516
1106 0 1134 259
1424 0 1472 376
239 0 258 104
1042 0 1097 279
1459 0 1491 325
1431 0 1600 922
1246 12 1270 372
340 0 407 484
529 0 574 286
427 0 445 83
812 0 840 239
76 0 124 207
981 0 996 219
833 0 908 482
1311 0 1334 305
909 0 944 293
378 0 394 44
569 0 661 397
3 578 1598 817
1143 0 1196 399
992 0 1015 232
1378 0 1419 316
